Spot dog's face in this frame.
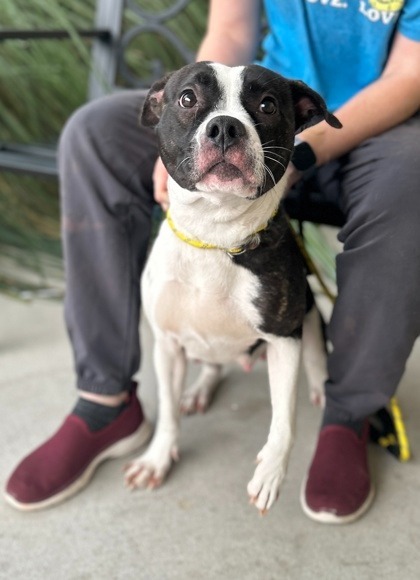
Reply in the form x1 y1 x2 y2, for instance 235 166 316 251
142 62 340 199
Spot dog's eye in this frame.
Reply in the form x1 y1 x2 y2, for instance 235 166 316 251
259 97 277 115
179 90 197 108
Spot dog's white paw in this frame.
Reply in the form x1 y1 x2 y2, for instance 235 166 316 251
180 364 222 415
309 384 326 408
124 438 179 490
180 386 212 414
247 445 287 514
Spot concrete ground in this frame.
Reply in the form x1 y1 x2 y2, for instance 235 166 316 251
1 292 420 580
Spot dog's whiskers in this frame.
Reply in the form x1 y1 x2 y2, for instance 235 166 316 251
263 150 287 162
262 142 292 154
263 147 283 158
262 146 290 165
261 161 276 188
264 155 287 172
176 157 191 171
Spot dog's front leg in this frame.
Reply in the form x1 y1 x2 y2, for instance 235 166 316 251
247 336 301 514
125 337 186 490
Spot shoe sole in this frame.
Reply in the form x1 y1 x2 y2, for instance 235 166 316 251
300 476 375 524
4 419 153 512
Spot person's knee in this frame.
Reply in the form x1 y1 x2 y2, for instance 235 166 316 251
59 91 156 220
343 118 420 230
369 182 420 247
343 151 420 247
58 96 130 217
59 96 117 161
58 90 153 175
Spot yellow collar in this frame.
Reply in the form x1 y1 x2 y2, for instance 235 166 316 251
166 208 277 256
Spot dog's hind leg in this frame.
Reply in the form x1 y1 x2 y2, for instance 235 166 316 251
247 336 301 514
302 305 327 408
124 338 186 490
180 363 223 414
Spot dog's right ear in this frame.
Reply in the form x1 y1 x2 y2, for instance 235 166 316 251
140 72 174 127
289 80 342 133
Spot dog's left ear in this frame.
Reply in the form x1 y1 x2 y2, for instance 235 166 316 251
141 72 174 127
289 80 342 132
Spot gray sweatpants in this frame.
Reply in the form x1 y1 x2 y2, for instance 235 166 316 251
58 89 420 423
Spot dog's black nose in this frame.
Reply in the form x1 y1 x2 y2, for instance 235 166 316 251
206 115 246 152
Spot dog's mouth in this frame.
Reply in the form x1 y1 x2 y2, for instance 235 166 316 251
197 159 254 194
194 146 261 195
206 161 244 182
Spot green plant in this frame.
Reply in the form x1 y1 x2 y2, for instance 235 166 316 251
0 0 207 297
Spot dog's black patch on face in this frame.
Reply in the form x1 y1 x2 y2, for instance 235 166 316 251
232 207 307 338
155 62 223 189
239 65 296 197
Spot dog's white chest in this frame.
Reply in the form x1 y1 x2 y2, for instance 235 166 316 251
142 225 262 363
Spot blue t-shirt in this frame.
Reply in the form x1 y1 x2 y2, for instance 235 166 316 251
260 0 420 110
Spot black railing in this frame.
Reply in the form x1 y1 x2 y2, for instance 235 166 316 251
0 29 111 42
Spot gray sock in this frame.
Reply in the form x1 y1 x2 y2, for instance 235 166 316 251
72 398 127 432
322 410 365 437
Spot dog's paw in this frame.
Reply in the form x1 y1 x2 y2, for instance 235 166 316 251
124 441 179 490
247 445 287 514
309 385 325 408
238 341 267 372
180 364 222 415
180 387 212 414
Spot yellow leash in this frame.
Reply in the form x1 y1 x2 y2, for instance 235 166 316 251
389 398 411 462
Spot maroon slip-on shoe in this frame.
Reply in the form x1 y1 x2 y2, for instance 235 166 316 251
4 390 152 511
300 423 374 524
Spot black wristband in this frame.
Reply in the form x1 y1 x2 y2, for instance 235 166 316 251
291 141 317 172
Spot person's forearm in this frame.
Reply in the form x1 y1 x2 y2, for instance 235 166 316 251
300 34 420 166
301 73 420 166
196 32 257 65
196 0 260 65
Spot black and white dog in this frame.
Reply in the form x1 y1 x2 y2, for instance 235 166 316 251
125 62 341 513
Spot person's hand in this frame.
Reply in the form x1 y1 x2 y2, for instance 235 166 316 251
283 162 303 192
153 157 169 212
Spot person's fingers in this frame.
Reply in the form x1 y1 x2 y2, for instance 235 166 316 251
153 157 169 211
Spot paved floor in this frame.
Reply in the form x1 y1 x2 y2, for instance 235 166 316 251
1 293 419 580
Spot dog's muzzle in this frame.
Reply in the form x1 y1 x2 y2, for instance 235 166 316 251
194 115 263 193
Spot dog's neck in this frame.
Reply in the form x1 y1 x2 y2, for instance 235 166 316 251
167 175 288 250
